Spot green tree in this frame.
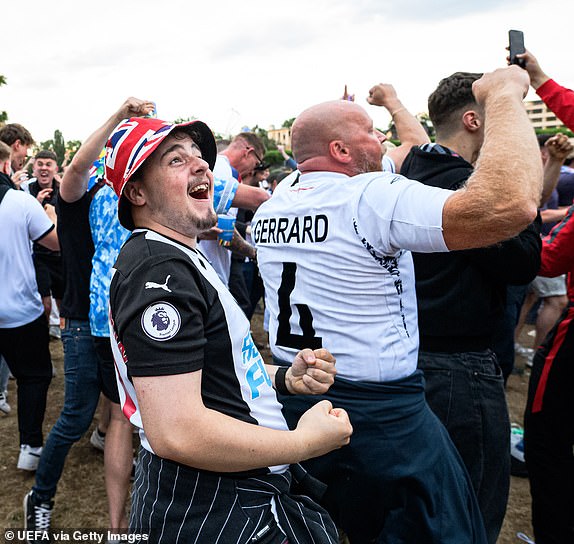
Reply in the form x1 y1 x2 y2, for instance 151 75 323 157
0 75 8 124
282 117 295 129
263 150 287 167
173 116 197 124
251 125 277 152
39 130 67 166
535 127 574 137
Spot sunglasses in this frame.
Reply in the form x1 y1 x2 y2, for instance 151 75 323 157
249 147 265 170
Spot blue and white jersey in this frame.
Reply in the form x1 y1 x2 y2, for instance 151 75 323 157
198 155 239 284
89 184 130 337
109 229 289 474
253 171 452 383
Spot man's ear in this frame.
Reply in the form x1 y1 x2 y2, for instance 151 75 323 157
122 180 146 207
328 140 352 164
462 110 482 133
1 160 10 175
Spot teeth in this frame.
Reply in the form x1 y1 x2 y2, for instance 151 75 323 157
190 184 208 194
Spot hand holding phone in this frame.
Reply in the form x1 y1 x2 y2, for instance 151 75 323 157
509 30 526 68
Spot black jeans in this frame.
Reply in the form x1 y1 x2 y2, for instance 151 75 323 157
525 306 574 544
418 349 510 544
0 314 52 446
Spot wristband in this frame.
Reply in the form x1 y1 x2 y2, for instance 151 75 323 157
390 107 405 117
275 366 294 396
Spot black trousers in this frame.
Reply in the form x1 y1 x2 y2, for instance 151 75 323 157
131 448 338 543
0 314 52 446
524 305 574 544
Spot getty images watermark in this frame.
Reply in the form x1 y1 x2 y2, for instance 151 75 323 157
4 529 149 542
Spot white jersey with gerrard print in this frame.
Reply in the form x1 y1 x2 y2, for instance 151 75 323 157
109 229 289 474
253 171 452 383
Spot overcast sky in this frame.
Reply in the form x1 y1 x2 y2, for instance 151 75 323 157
3 0 573 144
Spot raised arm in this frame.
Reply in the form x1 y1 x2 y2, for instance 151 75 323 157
541 133 574 205
60 97 155 203
442 66 542 250
517 50 574 131
367 83 429 172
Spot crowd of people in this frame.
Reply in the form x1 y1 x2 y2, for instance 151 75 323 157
0 47 573 544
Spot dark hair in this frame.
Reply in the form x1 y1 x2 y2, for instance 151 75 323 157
428 72 483 133
0 141 11 162
268 168 291 186
234 132 265 157
34 150 58 162
536 133 553 148
0 123 35 146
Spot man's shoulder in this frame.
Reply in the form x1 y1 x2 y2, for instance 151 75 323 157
214 155 233 180
115 231 195 273
4 187 40 209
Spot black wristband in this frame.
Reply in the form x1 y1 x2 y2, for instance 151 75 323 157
275 366 294 396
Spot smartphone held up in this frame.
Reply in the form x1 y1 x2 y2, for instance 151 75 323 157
509 30 526 68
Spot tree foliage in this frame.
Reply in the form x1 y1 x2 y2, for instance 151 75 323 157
263 149 287 167
535 127 574 137
251 125 277 151
282 117 295 129
173 116 197 124
0 75 7 124
38 131 82 167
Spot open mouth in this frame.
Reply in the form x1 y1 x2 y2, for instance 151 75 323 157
189 183 209 200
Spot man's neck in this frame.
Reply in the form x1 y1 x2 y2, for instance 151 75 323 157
37 177 54 189
434 136 479 166
134 218 197 249
298 156 353 176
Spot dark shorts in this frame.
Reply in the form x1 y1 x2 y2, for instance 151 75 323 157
93 336 120 404
33 253 64 299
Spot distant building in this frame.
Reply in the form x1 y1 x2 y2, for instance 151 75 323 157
267 126 292 150
525 99 563 131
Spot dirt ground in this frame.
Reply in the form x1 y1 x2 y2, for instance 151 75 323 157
0 318 537 543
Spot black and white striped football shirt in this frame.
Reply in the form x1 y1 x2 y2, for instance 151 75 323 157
109 229 289 475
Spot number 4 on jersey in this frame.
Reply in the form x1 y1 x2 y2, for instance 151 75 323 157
276 262 323 350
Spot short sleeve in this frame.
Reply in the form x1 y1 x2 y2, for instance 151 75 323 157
110 256 209 377
355 174 451 255
24 193 54 242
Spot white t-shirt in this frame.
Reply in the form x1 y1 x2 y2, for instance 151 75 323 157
253 171 452 382
0 189 54 327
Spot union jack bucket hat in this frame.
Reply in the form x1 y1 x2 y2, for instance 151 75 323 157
105 117 217 230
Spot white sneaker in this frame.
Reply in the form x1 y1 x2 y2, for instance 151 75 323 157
89 428 105 452
17 445 43 471
515 343 534 356
0 391 10 414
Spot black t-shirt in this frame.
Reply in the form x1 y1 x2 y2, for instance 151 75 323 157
56 193 94 319
29 180 61 256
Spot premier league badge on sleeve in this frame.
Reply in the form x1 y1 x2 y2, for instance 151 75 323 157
141 302 181 341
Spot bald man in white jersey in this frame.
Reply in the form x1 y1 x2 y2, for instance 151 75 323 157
253 65 542 543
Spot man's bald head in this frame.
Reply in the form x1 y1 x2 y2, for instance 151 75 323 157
292 101 383 175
